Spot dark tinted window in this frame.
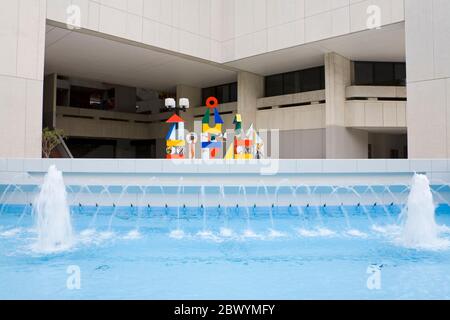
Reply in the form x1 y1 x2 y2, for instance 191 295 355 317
202 82 237 105
265 66 325 97
202 87 216 105
216 84 229 103
394 63 406 85
265 74 283 97
354 62 374 85
229 82 237 102
301 67 324 92
374 63 395 85
283 72 300 94
354 61 406 86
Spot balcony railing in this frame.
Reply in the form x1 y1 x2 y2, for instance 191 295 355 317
55 106 168 140
345 86 407 129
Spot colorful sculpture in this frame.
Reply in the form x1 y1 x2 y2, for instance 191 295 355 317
233 115 254 160
166 114 185 159
165 96 264 160
201 97 224 160
247 124 265 159
186 132 198 159
224 114 260 160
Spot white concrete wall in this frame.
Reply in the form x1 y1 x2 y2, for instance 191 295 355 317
257 90 325 109
46 0 224 62
3 159 449 207
237 71 264 129
346 101 406 128
345 86 407 129
254 85 326 159
406 0 450 158
257 104 325 131
325 52 369 159
222 0 405 61
46 0 405 63
346 86 406 99
277 129 326 159
0 159 448 202
0 0 46 158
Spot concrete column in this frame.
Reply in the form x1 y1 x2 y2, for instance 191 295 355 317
176 84 202 132
405 0 450 158
237 71 264 130
325 52 368 159
0 0 46 158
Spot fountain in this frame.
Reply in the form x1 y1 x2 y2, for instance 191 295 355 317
399 174 449 250
169 181 186 239
219 185 234 237
33 165 73 253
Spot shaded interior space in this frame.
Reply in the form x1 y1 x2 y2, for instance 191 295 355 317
43 21 407 160
43 24 238 159
54 75 172 114
66 138 157 159
368 132 408 159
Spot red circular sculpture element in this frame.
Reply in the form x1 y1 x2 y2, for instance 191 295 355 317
206 96 219 109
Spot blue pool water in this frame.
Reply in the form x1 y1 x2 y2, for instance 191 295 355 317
1 204 450 299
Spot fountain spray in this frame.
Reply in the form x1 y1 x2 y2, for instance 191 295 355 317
33 165 73 253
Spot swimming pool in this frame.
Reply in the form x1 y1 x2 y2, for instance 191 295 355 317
1 202 450 299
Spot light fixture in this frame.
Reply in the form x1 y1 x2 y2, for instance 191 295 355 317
165 98 176 109
179 98 190 110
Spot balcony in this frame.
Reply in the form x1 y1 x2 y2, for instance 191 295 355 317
55 107 168 140
345 86 407 131
256 90 326 130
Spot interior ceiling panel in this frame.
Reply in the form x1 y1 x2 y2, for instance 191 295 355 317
45 22 405 90
45 26 237 91
225 22 406 76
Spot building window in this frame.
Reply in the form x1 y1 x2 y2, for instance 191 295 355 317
394 63 406 85
265 74 283 97
229 82 237 102
301 67 325 92
69 86 115 110
264 66 325 97
202 82 237 105
283 72 300 94
354 62 406 86
354 62 373 85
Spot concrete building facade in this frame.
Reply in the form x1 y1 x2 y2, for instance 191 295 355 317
0 0 447 159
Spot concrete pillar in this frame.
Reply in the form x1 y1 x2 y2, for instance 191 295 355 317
405 0 450 158
0 0 46 158
325 52 368 159
176 84 202 132
237 71 264 130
